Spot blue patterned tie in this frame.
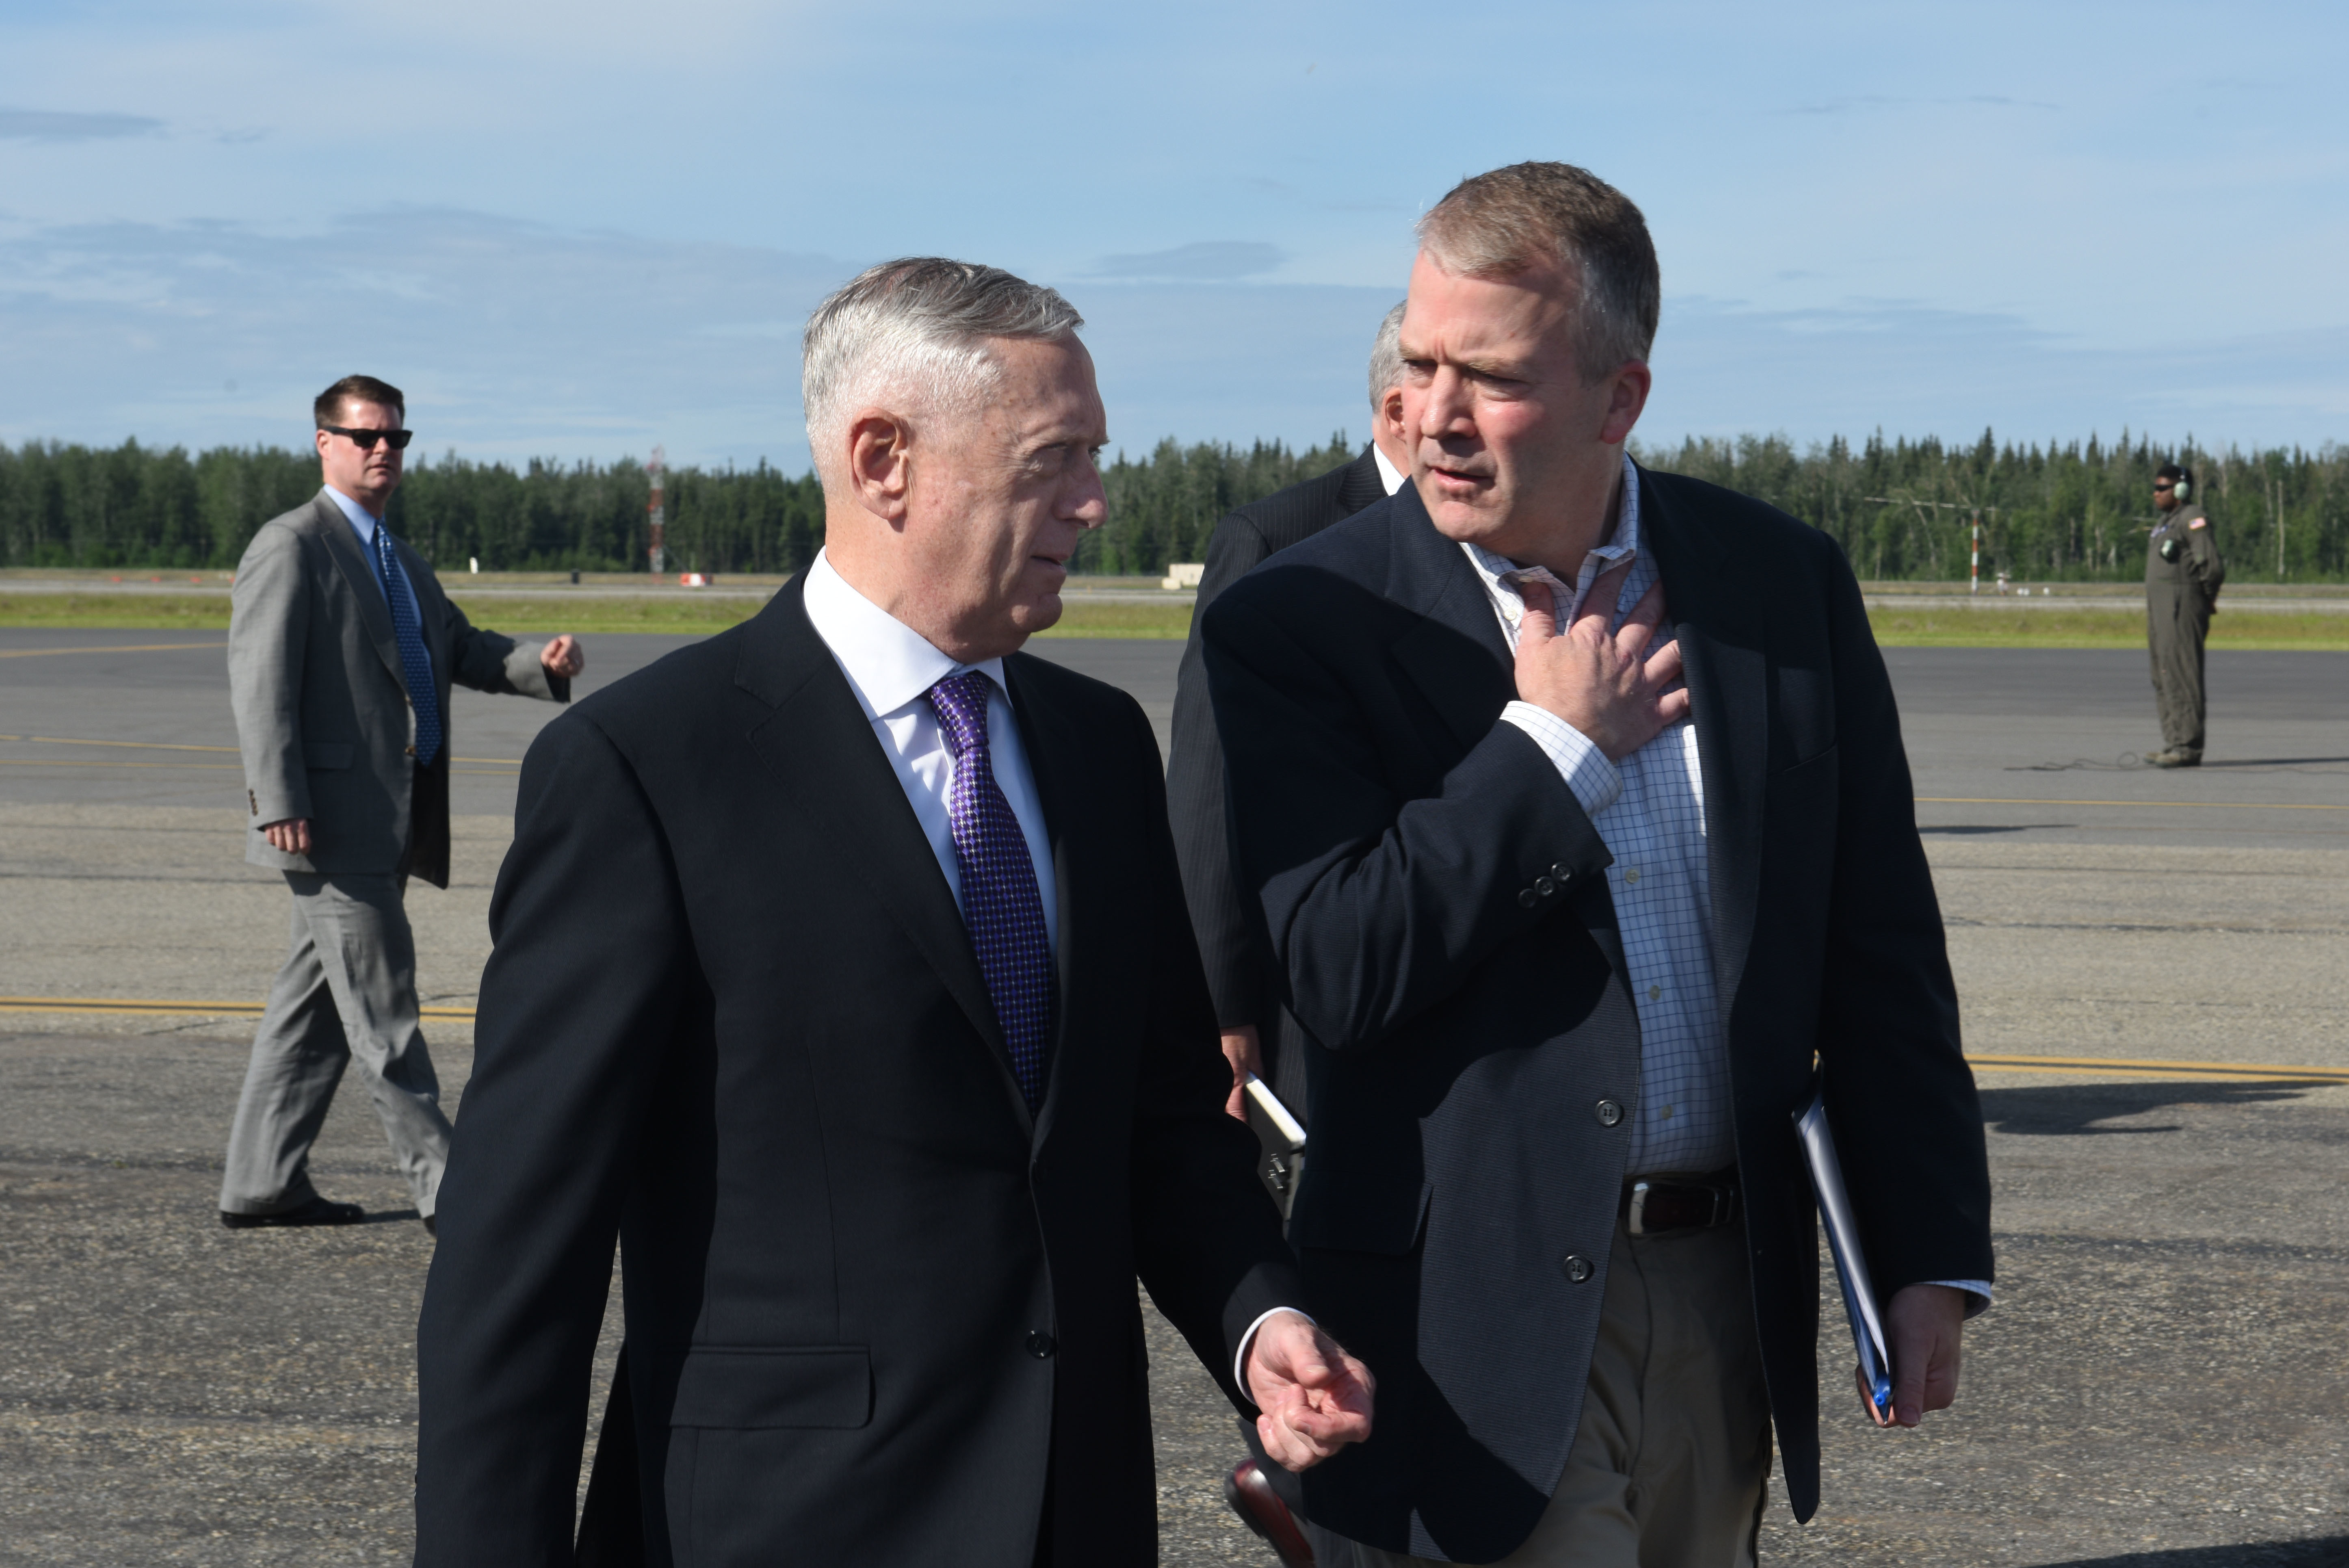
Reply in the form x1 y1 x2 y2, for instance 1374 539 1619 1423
371 526 442 767
928 672 1053 1110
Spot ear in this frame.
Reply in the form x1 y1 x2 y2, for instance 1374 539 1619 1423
846 409 914 525
1598 360 1652 446
314 427 333 461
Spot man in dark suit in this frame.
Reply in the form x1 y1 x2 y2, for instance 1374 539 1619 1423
1202 164 1993 1566
1170 299 1410 1126
413 259 1373 1568
221 375 580 1234
1169 302 1410 1567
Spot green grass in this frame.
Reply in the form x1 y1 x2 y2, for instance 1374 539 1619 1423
1866 607 2349 650
4 592 2343 651
0 593 238 630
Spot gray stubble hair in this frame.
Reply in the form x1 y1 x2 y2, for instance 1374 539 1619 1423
801 258 1085 483
1367 299 1407 412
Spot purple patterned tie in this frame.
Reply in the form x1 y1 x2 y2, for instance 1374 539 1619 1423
928 672 1054 1110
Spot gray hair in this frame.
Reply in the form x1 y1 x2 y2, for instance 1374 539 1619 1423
1416 161 1660 380
802 258 1085 479
1366 299 1407 412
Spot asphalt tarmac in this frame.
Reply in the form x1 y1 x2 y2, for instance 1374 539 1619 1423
2 626 2345 1565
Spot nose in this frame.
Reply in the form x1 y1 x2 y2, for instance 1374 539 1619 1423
1417 366 1475 442
1067 468 1108 530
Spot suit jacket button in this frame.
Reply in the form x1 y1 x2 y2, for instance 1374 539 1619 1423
1027 1330 1056 1358
1595 1098 1623 1127
1518 888 1538 908
1561 1254 1594 1284
1535 876 1556 897
1551 864 1571 882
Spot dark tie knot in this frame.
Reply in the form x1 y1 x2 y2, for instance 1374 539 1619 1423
927 672 994 759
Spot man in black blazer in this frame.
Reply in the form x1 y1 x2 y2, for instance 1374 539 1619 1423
1169 303 1410 1564
1170 299 1409 1124
1203 164 1992 1565
413 258 1372 1568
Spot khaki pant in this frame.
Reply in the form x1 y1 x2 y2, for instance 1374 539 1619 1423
1317 1216 1771 1568
219 871 452 1219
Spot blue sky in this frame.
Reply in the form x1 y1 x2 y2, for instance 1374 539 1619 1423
2 0 2344 470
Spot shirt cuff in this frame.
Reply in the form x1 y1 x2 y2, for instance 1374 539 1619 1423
1501 701 1621 819
1924 1279 1994 1318
1233 1306 1315 1402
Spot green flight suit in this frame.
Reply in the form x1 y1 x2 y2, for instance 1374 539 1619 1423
2144 501 2224 759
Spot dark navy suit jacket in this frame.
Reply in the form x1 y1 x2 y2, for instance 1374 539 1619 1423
415 578 1299 1568
1202 466 1992 1562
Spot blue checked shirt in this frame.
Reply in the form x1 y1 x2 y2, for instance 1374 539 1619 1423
1466 454 1727 1176
1469 456 1992 1309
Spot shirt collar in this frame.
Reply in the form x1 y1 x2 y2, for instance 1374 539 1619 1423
1371 444 1407 497
801 548 1010 720
322 485 382 545
1460 451 1643 632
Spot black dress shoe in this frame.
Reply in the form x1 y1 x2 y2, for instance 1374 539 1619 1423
219 1196 364 1229
1225 1458 1316 1567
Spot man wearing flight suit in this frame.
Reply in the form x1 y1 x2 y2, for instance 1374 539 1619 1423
2144 461 2224 768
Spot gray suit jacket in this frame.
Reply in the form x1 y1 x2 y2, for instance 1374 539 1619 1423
229 490 568 888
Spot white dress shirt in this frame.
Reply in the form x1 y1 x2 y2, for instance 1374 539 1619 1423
325 485 433 684
802 549 1308 1380
800 550 1057 955
1472 456 1990 1307
1371 443 1408 497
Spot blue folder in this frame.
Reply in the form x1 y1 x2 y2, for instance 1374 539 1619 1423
1793 1084 1895 1423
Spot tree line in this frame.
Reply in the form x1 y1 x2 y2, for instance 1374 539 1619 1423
2 428 2342 581
1636 428 2346 584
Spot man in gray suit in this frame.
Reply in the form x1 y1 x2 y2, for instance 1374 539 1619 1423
220 375 582 1233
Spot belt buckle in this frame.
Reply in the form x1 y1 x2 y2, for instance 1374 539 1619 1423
1627 1180 1652 1237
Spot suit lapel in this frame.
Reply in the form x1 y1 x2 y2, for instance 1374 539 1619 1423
1638 467 1768 1026
735 581 1035 1135
310 494 406 689
1380 483 1515 753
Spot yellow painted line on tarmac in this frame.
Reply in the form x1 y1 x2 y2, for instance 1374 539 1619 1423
0 759 244 769
0 994 476 1021
0 759 519 773
4 736 523 764
0 641 228 658
25 735 238 753
1920 796 2347 813
1968 1052 2349 1083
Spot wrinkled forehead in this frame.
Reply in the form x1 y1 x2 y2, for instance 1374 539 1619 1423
986 335 1107 443
1401 253 1580 356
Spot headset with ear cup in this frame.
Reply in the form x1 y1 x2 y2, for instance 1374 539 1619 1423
2173 476 2191 503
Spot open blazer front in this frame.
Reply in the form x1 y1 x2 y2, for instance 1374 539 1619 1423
1201 466 1993 1563
414 577 1298 1568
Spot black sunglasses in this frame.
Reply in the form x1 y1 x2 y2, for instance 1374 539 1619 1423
322 424 414 451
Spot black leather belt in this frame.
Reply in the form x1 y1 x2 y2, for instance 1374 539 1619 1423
1622 1170 1740 1236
